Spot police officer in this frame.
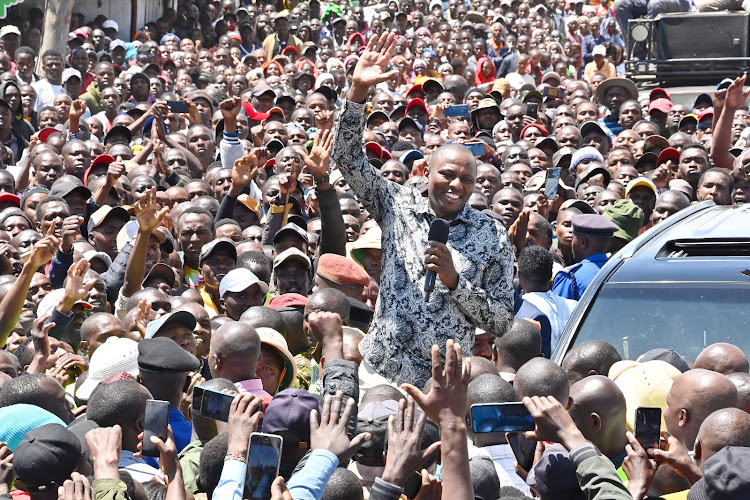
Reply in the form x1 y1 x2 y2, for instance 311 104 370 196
552 214 618 300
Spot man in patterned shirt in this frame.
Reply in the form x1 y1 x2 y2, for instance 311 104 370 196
330 33 515 389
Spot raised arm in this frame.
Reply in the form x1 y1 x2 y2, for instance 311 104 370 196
712 76 750 170
331 34 402 224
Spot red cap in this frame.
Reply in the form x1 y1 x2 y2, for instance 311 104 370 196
242 102 271 121
405 98 428 115
648 98 673 114
697 107 714 122
657 147 680 165
282 46 298 55
38 127 57 143
0 192 20 207
649 87 671 102
365 141 386 159
520 123 549 138
267 293 309 309
405 84 424 98
84 154 115 187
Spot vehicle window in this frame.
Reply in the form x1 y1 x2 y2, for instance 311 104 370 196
572 283 750 361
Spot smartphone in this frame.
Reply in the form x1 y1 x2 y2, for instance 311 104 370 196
142 400 170 457
470 403 535 433
543 87 564 99
192 385 205 412
635 406 662 451
197 386 236 422
245 433 283 500
544 167 561 200
526 102 539 120
465 141 485 156
506 432 536 471
445 104 469 117
167 100 189 113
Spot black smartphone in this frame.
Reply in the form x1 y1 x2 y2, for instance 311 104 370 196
635 406 662 451
245 432 283 500
470 403 535 433
142 399 170 457
505 432 536 471
167 100 189 113
544 167 561 200
465 141 485 156
198 386 236 422
192 385 205 412
543 87 564 99
445 104 470 117
526 102 539 120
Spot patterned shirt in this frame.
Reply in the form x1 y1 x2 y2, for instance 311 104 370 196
331 100 515 387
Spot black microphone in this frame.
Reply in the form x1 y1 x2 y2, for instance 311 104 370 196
424 218 449 302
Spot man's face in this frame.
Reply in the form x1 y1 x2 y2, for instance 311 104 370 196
187 126 215 160
156 324 197 355
275 260 310 295
678 148 710 187
505 106 526 137
426 148 476 220
223 284 266 320
651 195 683 225
604 86 629 115
381 163 407 184
697 172 732 206
15 53 34 77
619 102 641 130
178 214 215 266
90 215 127 259
201 249 236 289
628 186 656 220
101 88 120 113
34 153 64 188
43 56 63 83
63 142 91 177
555 210 575 253
86 317 127 355
96 65 115 88
38 109 59 130
492 189 523 228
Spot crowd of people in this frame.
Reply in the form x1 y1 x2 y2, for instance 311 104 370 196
0 0 746 498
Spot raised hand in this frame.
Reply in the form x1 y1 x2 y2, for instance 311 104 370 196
310 390 370 463
306 311 344 360
57 472 92 500
136 426 182 480
63 258 97 306
134 299 152 338
230 150 265 195
219 96 243 122
522 395 587 451
27 315 53 374
29 226 61 269
85 425 122 480
726 74 750 109
135 187 169 234
508 207 531 252
270 477 294 500
60 215 84 253
648 431 702 484
226 393 264 457
381 397 441 487
304 127 334 179
622 431 658 500
315 109 334 131
349 33 400 103
69 100 87 120
402 340 471 425
106 156 126 186
0 443 12 495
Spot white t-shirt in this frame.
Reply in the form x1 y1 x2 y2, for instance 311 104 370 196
31 79 63 112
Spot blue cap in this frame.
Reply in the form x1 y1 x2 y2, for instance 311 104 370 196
399 149 424 163
199 238 237 267
571 213 619 239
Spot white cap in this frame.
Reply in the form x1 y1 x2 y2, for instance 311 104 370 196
592 45 607 57
102 20 119 32
219 268 269 298
0 26 21 38
82 250 113 268
109 39 125 51
36 288 92 319
76 338 140 401
62 68 82 84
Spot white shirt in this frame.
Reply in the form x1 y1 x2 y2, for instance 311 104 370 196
31 79 63 112
522 291 578 352
471 443 532 496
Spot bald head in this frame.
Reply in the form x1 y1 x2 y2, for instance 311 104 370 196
492 319 541 373
514 357 570 405
208 321 261 382
693 343 749 375
240 306 288 336
665 369 738 450
305 288 351 321
695 408 750 467
568 375 627 457
727 372 750 414
562 340 622 385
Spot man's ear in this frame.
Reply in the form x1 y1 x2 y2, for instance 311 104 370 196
591 413 602 432
135 416 144 433
679 408 689 428
693 439 703 465
79 340 89 356
491 343 498 363
565 397 573 410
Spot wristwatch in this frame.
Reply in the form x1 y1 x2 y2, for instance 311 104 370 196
314 174 330 187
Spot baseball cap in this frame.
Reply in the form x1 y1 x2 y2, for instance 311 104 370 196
219 268 269 298
62 68 82 84
273 247 311 271
115 219 167 253
0 26 20 38
109 39 125 51
14 424 82 491
354 400 398 466
273 222 309 245
637 348 690 373
262 388 320 446
76 338 139 401
138 337 201 373
87 205 130 235
37 288 92 319
102 20 119 31
657 147 680 165
198 238 237 267
83 250 113 269
687 447 750 499
144 310 197 340
0 192 20 207
648 98 673 114
49 181 91 200
592 45 606 57
625 177 658 198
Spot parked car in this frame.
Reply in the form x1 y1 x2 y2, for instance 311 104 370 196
551 201 750 365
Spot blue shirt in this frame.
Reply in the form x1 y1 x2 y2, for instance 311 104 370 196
143 408 192 470
551 253 609 300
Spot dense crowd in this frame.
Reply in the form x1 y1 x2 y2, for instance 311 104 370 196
0 0 746 499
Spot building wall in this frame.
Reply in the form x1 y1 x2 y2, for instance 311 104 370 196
17 0 167 39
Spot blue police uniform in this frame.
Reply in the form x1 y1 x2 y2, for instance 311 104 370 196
551 253 609 300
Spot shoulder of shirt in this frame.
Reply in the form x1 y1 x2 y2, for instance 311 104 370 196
560 262 583 274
